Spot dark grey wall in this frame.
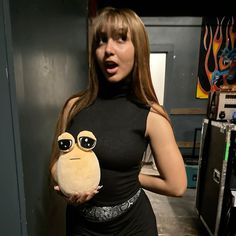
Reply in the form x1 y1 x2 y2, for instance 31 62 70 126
0 0 27 235
8 0 88 235
142 17 208 157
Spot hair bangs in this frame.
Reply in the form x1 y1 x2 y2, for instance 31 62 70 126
93 10 129 45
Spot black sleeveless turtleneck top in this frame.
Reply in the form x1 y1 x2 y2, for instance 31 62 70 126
67 79 150 206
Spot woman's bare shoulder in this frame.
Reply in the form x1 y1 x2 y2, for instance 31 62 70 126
146 103 171 136
150 103 165 113
149 103 169 120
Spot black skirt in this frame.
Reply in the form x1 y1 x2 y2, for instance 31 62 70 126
66 189 158 236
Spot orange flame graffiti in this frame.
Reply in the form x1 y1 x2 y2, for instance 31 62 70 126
197 16 236 98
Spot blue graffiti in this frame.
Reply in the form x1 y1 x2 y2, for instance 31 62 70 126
212 47 236 85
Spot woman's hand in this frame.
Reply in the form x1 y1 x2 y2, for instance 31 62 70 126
53 185 103 205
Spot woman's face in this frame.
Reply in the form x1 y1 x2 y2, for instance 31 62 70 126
95 26 135 83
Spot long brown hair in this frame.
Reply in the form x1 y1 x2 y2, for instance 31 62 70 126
49 7 169 169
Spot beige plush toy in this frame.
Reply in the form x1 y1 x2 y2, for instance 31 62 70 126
56 131 100 197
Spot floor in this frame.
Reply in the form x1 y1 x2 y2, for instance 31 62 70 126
141 163 209 236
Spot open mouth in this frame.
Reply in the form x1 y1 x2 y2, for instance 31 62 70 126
105 61 117 68
104 61 118 74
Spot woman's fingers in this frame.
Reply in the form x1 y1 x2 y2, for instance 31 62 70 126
54 185 103 205
54 185 60 191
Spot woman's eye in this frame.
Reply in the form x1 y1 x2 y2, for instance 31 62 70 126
98 35 108 45
114 33 127 42
58 139 73 151
79 137 96 150
120 34 127 41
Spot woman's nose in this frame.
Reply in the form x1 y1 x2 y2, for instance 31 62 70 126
105 39 114 56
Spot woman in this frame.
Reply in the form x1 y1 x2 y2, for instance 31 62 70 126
50 7 187 235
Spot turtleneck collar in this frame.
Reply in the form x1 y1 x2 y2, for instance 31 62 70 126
98 77 133 99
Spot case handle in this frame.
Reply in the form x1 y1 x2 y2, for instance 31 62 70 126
213 168 221 184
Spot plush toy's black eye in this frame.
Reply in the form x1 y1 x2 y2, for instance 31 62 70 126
78 136 96 150
58 139 73 151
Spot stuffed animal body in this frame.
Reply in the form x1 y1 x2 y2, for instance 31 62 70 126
56 131 100 196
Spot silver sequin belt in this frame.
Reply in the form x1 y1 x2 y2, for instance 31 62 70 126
80 188 141 222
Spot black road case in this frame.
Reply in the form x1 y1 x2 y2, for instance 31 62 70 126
195 119 236 236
